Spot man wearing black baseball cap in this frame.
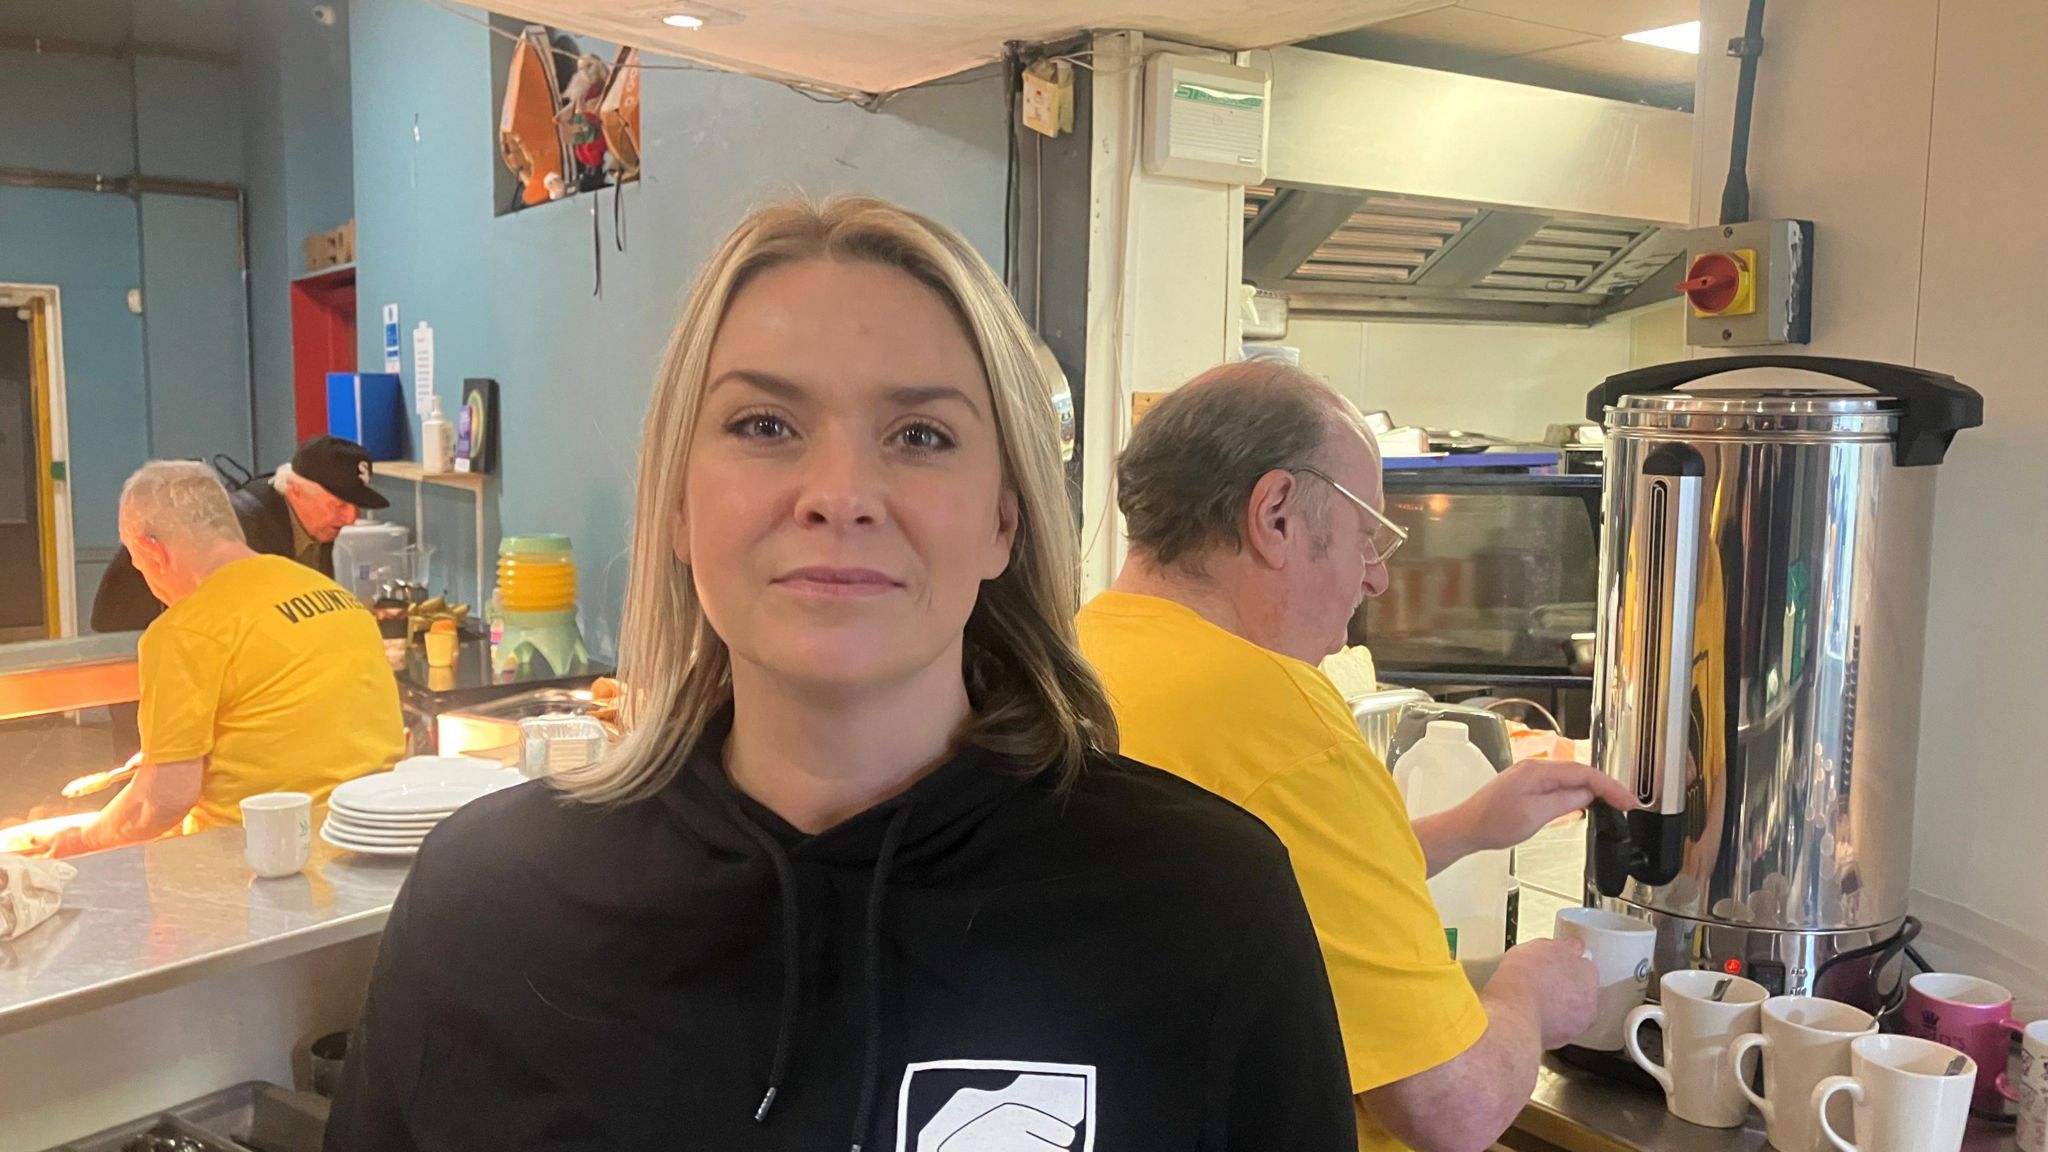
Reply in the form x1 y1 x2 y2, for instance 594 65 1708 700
91 436 392 635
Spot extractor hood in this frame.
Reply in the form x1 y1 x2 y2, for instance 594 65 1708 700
1245 47 1695 326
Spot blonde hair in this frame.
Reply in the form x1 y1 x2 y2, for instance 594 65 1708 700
120 461 245 549
555 196 1117 804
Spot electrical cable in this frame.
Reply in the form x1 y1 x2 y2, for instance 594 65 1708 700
1813 915 1920 1020
1720 0 1769 225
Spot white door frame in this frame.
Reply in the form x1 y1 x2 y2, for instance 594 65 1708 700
0 283 77 637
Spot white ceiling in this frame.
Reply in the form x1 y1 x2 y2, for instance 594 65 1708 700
478 0 1450 94
482 0 1700 103
1301 0 1702 109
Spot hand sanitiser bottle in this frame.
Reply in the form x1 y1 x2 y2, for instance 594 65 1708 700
421 396 454 474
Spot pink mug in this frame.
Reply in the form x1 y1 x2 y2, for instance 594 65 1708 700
1905 973 2024 1114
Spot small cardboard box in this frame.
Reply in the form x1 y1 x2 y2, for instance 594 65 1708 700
303 230 342 272
303 221 357 272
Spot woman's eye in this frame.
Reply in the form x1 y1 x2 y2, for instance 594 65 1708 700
727 413 791 440
893 422 956 453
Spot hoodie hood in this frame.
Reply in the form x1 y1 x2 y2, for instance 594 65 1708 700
659 709 1035 874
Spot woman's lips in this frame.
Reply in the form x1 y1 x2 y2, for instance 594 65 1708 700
771 566 902 599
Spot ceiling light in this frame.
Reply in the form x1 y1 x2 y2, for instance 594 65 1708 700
1623 20 1701 54
660 12 705 29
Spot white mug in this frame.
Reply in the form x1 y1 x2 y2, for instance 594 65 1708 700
241 792 312 878
2013 1019 2048 1152
1730 996 1879 1152
1555 907 1656 1050
1812 1034 1974 1152
1625 969 1768 1127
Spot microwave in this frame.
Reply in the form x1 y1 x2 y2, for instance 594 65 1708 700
1348 474 1600 683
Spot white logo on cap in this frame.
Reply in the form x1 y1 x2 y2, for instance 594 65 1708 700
358 461 371 486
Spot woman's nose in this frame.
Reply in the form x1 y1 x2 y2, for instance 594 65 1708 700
793 435 885 527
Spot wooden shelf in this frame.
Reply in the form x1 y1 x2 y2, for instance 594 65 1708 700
292 262 355 283
372 461 488 489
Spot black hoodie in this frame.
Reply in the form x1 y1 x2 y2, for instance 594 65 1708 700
325 717 1356 1151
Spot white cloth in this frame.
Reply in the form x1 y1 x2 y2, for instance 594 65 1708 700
0 854 76 940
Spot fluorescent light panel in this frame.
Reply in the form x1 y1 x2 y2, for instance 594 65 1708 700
1623 20 1701 54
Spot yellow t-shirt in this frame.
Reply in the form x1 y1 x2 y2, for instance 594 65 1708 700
1078 590 1488 1152
139 554 405 829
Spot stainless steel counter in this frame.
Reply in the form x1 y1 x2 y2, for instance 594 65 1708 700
0 822 407 1037
1516 1055 2019 1152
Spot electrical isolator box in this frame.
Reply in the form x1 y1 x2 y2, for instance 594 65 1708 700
1678 218 1815 347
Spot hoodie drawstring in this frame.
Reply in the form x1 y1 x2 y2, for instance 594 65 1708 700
850 803 913 1152
726 797 913 1150
730 806 803 1124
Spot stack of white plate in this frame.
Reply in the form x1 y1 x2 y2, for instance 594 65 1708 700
321 758 523 857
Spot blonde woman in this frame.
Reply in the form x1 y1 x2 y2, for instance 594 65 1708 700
326 198 1354 1151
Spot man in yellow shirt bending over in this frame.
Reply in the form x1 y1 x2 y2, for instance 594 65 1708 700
1079 360 1638 1152
38 461 403 857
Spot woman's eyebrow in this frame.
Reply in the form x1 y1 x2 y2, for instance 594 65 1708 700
706 369 806 402
886 384 984 419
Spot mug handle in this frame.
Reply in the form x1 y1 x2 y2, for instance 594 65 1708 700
1625 1004 1675 1097
1996 1017 2027 1101
1812 1075 1863 1152
1729 1032 1774 1125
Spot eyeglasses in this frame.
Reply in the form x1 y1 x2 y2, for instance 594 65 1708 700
1294 467 1408 564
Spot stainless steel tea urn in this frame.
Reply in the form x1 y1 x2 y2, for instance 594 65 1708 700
1583 356 1982 1009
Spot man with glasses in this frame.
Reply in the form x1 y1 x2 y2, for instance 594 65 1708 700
1078 359 1636 1152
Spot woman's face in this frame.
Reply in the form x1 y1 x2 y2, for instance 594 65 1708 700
679 258 1017 698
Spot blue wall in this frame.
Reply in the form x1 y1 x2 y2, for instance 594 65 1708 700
346 0 1008 657
242 0 356 470
2 1 354 631
0 43 253 614
0 188 147 583
0 42 250 618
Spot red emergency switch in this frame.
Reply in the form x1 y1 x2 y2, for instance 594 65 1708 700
1678 250 1756 317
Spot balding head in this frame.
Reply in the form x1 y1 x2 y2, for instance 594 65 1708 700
1117 359 1372 574
119 461 250 606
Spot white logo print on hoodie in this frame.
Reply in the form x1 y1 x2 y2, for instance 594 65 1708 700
899 1062 1095 1152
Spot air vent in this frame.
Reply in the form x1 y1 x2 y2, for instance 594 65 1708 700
1243 184 1680 323
1482 223 1649 292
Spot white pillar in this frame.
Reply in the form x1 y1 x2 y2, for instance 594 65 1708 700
1080 32 1244 595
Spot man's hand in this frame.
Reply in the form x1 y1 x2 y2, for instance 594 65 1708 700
1362 935 1602 1152
1463 757 1639 851
1415 757 1639 875
1486 937 1600 1050
21 826 92 859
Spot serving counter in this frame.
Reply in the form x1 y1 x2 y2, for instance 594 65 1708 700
1512 1055 2019 1152
0 826 405 1151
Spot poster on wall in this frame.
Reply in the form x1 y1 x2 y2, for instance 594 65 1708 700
383 304 401 373
413 322 435 415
